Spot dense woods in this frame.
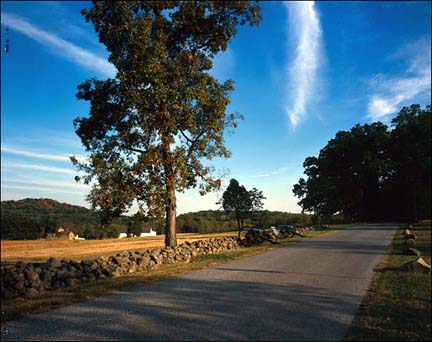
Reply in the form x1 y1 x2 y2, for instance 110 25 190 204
293 104 431 222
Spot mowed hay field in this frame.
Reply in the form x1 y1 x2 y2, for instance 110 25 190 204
1 232 237 264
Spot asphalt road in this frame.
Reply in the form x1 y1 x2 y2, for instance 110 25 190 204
2 224 397 341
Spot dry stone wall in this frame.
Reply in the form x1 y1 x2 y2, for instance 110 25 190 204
1 236 241 300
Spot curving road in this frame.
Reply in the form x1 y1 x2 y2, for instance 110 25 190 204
2 224 397 341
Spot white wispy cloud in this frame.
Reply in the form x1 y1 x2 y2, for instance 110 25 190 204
1 145 86 163
366 38 431 121
1 12 116 78
2 177 89 190
211 48 235 81
2 128 84 150
250 173 271 178
1 146 70 162
1 184 85 195
2 162 77 175
284 1 322 128
250 163 299 178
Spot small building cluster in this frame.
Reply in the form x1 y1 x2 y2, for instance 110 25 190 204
46 227 78 240
118 226 157 239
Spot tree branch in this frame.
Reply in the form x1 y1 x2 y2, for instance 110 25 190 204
119 144 147 154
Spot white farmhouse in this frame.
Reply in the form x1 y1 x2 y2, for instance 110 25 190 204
118 225 157 238
139 228 157 237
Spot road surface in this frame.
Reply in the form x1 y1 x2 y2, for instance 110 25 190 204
2 224 397 341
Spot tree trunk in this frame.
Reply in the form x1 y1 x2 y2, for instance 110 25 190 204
163 137 177 247
236 215 241 239
165 177 177 247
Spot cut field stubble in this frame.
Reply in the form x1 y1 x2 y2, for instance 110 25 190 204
1 232 237 264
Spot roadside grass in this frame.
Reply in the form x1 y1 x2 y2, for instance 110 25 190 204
345 220 431 341
1 228 335 323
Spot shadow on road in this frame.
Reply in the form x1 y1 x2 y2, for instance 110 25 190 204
4 277 361 341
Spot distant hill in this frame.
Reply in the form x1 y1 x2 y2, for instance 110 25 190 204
1 198 81 210
1 198 129 240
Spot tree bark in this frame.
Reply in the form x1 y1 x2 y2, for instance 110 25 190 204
163 137 177 247
165 178 177 247
236 215 241 239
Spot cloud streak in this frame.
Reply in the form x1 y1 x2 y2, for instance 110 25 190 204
284 1 322 128
2 162 77 175
366 38 431 121
1 12 116 78
1 145 87 163
1 184 85 195
2 177 89 190
1 146 70 162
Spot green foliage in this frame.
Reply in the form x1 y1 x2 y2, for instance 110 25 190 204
128 214 144 237
1 212 42 240
218 178 266 229
176 210 315 233
294 104 431 221
105 225 120 239
388 104 431 220
0 198 128 240
71 1 262 246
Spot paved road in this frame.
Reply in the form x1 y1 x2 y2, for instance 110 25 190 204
2 224 397 341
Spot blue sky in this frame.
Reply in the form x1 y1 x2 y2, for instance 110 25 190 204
1 1 431 214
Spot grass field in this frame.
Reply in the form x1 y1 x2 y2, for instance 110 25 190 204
1 231 237 264
345 220 431 341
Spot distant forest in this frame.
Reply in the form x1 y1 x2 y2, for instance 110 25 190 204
0 198 326 240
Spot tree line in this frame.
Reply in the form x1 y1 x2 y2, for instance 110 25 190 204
1 198 321 240
293 104 431 222
176 209 322 234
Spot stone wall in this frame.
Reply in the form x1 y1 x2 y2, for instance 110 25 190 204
1 236 241 300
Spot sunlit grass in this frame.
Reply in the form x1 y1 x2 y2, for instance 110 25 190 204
345 220 431 341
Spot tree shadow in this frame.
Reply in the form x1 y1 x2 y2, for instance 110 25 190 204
3 276 363 341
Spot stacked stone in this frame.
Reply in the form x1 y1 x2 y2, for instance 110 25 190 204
296 227 316 235
1 236 241 300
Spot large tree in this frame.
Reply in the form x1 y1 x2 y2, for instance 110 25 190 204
293 122 391 221
218 178 266 232
71 1 261 246
389 104 431 220
293 104 431 222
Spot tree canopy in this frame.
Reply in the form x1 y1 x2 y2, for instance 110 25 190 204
293 104 431 222
71 1 262 247
218 178 266 230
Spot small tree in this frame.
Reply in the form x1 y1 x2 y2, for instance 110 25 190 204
128 215 143 237
71 1 262 247
218 178 266 232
